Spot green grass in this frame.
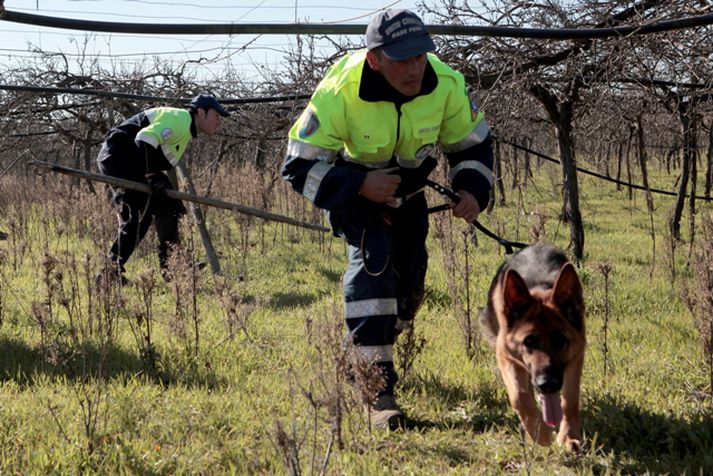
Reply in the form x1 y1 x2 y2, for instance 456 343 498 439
1 161 713 475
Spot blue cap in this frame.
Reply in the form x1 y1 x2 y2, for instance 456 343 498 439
366 10 435 61
190 94 229 117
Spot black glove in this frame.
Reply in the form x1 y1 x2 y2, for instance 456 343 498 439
146 174 170 198
393 156 438 197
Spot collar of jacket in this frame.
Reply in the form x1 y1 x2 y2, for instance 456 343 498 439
358 56 438 105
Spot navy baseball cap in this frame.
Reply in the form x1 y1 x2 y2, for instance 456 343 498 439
190 94 230 117
366 9 435 61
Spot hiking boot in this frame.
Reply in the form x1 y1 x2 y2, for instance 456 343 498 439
160 261 207 282
96 265 128 286
367 394 406 431
394 318 413 339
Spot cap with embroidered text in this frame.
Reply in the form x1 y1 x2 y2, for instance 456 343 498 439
190 94 230 117
366 9 435 61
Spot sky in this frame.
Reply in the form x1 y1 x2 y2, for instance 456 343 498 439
0 0 424 86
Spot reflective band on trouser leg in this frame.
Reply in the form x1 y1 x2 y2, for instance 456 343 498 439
353 344 394 363
343 243 399 395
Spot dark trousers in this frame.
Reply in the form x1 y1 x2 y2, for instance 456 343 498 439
97 144 183 271
335 193 429 396
107 189 180 269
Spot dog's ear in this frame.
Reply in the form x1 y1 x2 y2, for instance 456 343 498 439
552 263 584 331
502 269 534 328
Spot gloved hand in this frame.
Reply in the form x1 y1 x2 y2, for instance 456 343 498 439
392 156 438 197
146 174 170 198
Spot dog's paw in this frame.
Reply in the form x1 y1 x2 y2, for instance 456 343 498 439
557 434 582 452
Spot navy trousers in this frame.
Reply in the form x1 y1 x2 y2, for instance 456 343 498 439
334 192 429 396
97 143 184 270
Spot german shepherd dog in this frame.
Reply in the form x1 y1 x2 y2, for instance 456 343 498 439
479 243 585 451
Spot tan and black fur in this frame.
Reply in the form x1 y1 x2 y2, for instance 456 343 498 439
479 243 585 451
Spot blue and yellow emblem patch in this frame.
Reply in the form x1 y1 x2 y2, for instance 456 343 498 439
299 110 320 139
470 97 479 122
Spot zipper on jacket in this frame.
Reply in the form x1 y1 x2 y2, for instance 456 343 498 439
394 103 403 155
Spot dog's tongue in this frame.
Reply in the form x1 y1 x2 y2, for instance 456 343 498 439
539 393 563 428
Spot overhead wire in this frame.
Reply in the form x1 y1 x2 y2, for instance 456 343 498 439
2 7 712 38
3 73 709 104
496 137 713 202
7 2 709 89
318 0 402 24
8 2 404 24
11 7 241 23
64 1 381 12
0 26 289 47
0 84 311 105
0 45 290 58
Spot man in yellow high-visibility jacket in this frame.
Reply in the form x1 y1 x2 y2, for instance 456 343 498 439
282 10 493 430
97 94 229 284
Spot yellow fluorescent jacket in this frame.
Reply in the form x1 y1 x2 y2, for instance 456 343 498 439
135 107 194 166
287 50 490 168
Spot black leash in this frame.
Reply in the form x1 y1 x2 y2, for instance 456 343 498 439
425 179 528 255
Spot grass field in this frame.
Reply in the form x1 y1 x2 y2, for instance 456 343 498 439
1 158 712 474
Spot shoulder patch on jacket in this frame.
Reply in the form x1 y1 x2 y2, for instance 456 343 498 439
161 128 173 140
299 110 320 139
468 88 479 122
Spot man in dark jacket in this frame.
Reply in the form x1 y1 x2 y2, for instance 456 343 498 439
97 94 229 283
